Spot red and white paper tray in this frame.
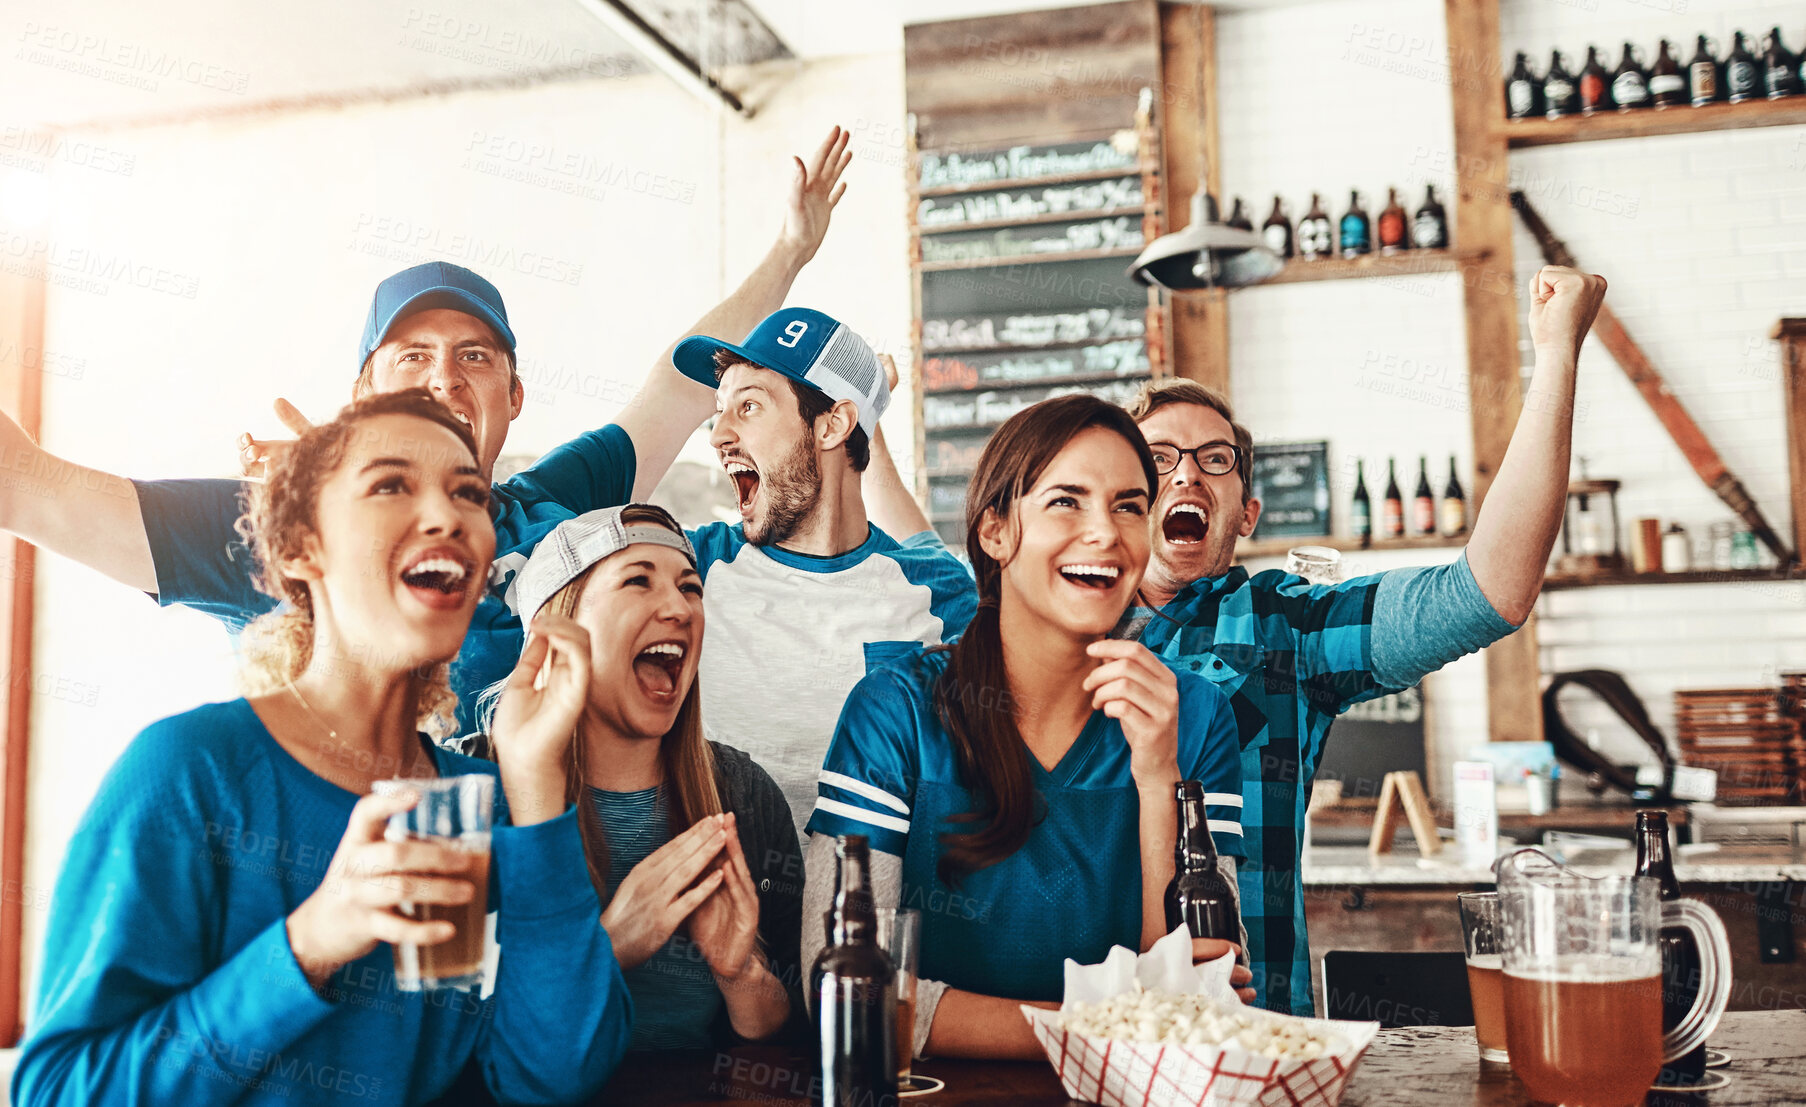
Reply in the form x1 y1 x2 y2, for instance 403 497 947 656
1021 927 1379 1107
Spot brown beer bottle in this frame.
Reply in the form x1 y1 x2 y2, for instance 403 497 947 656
1261 196 1294 259
1633 811 1707 1088
1412 456 1435 535
1382 458 1405 538
1579 45 1613 113
1689 35 1721 105
1650 39 1688 107
1377 187 1409 255
1297 192 1333 260
1505 51 1542 118
1727 31 1761 103
1613 42 1651 110
1543 50 1580 117
811 835 898 1107
1412 185 1448 250
1226 197 1254 232
1164 781 1238 942
1765 27 1802 99
1440 454 1468 538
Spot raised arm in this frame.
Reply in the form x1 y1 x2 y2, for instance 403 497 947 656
621 127 853 500
1463 266 1607 624
864 357 932 538
0 406 156 592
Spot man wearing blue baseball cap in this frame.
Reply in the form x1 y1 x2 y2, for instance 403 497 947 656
669 307 977 837
0 128 875 736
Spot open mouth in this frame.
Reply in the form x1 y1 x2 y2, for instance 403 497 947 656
1058 563 1121 591
633 641 687 698
1163 503 1208 546
725 459 760 514
399 554 471 609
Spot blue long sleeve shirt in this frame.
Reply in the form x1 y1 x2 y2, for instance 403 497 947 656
14 698 632 1106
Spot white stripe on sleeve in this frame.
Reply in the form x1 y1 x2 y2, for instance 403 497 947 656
819 770 911 815
1207 819 1243 836
815 797 911 836
1205 793 1244 808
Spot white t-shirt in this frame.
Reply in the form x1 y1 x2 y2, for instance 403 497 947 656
687 523 976 838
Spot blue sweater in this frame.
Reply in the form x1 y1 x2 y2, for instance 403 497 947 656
14 698 632 1106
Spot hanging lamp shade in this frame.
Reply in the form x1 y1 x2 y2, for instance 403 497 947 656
1128 189 1284 291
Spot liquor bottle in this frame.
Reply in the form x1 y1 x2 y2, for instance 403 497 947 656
1412 185 1449 250
1633 811 1707 1087
1650 39 1688 107
1412 456 1435 535
1765 28 1801 99
1505 51 1543 118
1339 190 1371 258
1164 781 1238 942
1688 35 1720 106
1440 454 1468 537
1261 196 1294 259
1297 192 1333 260
1727 31 1761 103
811 835 898 1107
1377 187 1409 255
1351 460 1372 545
1383 458 1405 539
1612 42 1651 110
1544 50 1580 118
1226 196 1254 231
1579 45 1613 113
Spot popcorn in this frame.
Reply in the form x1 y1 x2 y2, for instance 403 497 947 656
1058 987 1349 1061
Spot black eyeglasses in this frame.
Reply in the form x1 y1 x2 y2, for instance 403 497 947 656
1147 441 1243 477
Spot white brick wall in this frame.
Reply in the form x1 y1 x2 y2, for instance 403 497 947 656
1217 0 1806 796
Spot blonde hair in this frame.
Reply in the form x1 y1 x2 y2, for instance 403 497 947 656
1126 378 1255 503
235 388 479 739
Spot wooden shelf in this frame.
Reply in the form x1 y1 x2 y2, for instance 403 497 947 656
918 205 1148 236
1238 534 1465 560
1541 567 1799 591
915 165 1151 199
1260 248 1477 286
917 245 1145 272
1501 97 1806 148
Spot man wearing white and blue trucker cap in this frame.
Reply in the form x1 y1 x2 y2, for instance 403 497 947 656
671 308 977 838
0 128 873 738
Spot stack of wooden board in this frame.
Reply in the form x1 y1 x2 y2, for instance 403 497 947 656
1675 687 1804 805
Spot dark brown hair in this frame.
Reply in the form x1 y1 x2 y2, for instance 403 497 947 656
932 393 1158 885
715 351 871 471
1126 378 1254 503
236 388 481 736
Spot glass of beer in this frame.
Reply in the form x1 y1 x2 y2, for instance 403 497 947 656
1497 853 1731 1107
1456 891 1507 1062
374 774 494 991
876 908 939 1095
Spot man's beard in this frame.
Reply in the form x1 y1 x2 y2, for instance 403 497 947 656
744 434 821 547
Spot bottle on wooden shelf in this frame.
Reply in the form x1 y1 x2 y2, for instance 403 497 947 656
1650 39 1688 107
1377 188 1409 255
1226 197 1253 232
1412 456 1436 536
1351 460 1373 546
1688 35 1721 106
1579 46 1613 113
1506 51 1543 118
1383 458 1405 539
1612 42 1651 110
1298 193 1333 260
1262 196 1294 260
1412 185 1449 250
1726 31 1761 103
1765 28 1801 99
1440 455 1468 538
1339 190 1372 259
1544 50 1580 118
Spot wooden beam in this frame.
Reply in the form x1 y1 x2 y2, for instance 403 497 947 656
1158 0 1228 394
0 265 44 1045
1773 318 1806 562
1445 0 1542 744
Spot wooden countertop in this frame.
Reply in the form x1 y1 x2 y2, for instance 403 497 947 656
1301 844 1806 887
597 1010 1806 1105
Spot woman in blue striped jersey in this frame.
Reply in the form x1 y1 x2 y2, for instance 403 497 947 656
804 394 1250 1061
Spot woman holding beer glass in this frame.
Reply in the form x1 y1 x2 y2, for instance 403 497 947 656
13 390 630 1106
491 503 802 1049
804 394 1251 1060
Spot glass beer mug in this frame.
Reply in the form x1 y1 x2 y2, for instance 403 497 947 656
1495 849 1730 1107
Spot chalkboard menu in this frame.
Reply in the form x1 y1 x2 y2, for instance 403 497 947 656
911 131 1163 546
1250 440 1331 540
1314 686 1428 800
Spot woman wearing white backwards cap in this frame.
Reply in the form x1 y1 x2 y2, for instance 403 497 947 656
482 503 803 1050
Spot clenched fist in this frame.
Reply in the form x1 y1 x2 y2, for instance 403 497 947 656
1527 265 1607 363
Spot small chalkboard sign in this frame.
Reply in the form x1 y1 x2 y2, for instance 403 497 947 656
1251 441 1331 539
1315 686 1429 801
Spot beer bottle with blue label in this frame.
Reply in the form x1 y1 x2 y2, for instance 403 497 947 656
1339 190 1371 258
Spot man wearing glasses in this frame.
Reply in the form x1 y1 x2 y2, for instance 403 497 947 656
1118 265 1607 1016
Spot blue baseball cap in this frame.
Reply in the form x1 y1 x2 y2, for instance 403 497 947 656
357 262 517 374
673 307 889 440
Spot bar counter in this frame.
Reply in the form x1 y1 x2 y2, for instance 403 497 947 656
1301 844 1806 886
599 1010 1806 1105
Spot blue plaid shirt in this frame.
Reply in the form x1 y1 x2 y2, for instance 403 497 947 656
1126 553 1517 1015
